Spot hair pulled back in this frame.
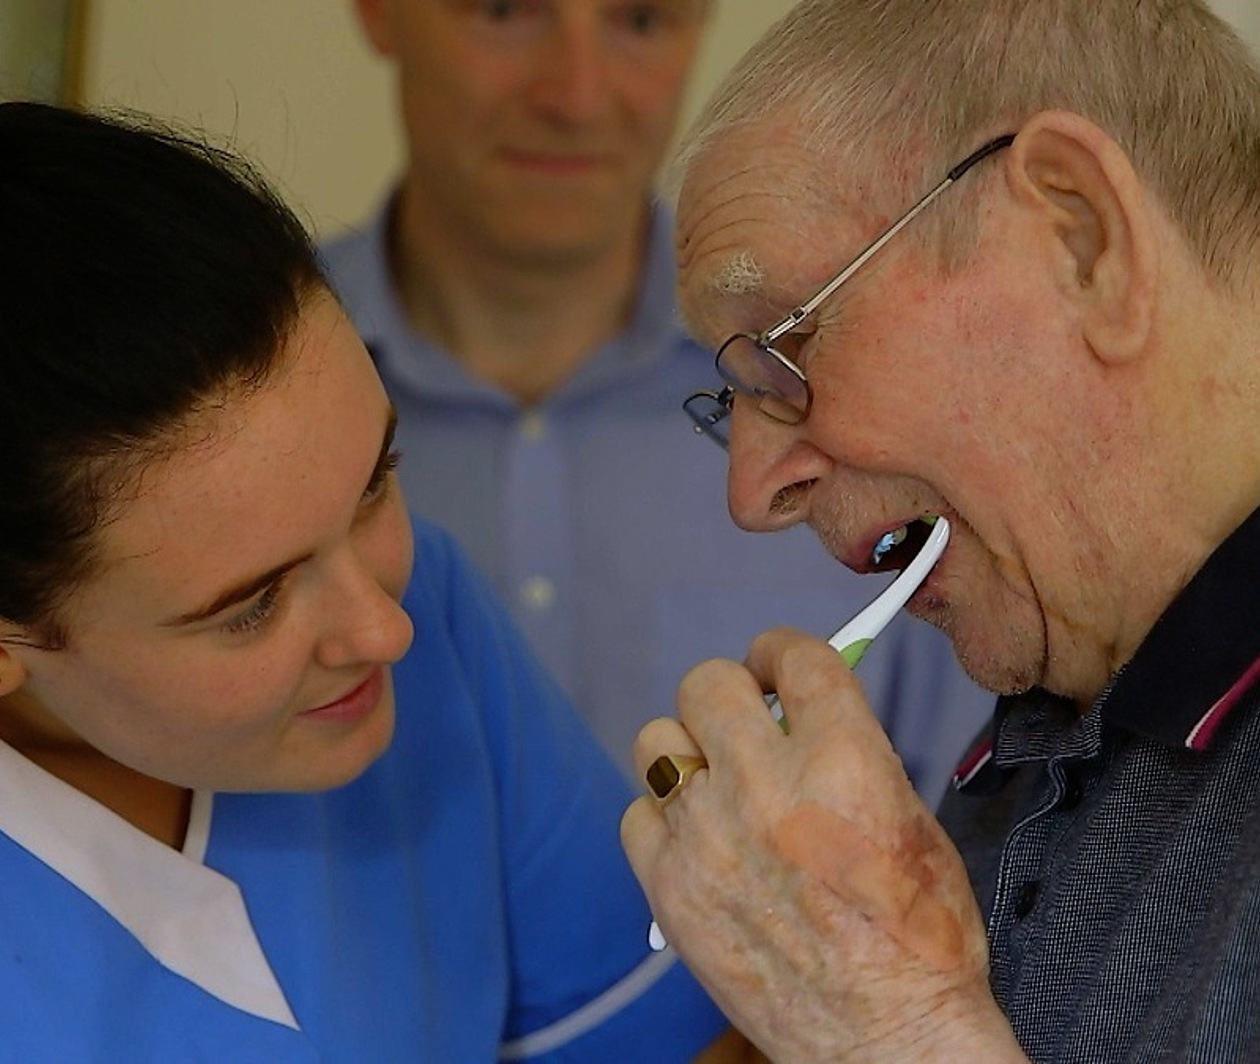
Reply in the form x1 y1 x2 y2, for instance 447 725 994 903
0 103 323 644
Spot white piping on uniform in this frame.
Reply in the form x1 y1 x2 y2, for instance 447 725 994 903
498 947 678 1059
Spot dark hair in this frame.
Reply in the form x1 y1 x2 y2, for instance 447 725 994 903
0 102 324 645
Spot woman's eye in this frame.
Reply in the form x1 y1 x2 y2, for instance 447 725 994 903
222 577 287 637
362 449 402 504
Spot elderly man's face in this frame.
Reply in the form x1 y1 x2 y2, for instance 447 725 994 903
358 0 705 263
676 122 1131 701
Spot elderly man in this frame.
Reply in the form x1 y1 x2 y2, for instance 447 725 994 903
623 0 1260 1059
321 0 990 794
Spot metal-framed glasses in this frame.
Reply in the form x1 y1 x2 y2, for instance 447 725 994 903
684 134 1016 449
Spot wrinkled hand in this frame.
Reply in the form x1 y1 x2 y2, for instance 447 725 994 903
621 628 1027 1064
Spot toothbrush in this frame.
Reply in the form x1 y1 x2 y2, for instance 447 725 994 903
647 517 951 952
766 515 950 724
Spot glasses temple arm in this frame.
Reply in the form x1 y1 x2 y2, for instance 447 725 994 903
763 133 1016 344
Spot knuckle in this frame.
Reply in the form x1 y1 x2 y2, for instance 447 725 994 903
778 642 857 703
677 656 750 712
780 638 844 676
747 625 801 658
632 716 680 761
619 797 650 848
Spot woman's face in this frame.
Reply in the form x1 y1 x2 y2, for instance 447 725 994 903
0 291 416 792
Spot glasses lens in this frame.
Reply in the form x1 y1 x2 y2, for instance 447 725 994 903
683 391 731 449
715 334 809 425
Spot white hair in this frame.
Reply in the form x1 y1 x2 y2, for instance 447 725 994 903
674 0 1260 283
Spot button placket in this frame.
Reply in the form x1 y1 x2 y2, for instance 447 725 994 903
502 409 575 687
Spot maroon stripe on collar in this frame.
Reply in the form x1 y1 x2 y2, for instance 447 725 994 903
952 736 994 791
1185 653 1260 751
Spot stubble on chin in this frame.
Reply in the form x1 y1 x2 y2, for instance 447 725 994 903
928 591 1046 697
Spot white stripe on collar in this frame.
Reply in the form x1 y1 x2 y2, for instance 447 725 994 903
0 741 297 1030
497 947 678 1059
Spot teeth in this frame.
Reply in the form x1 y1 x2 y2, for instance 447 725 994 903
872 524 909 565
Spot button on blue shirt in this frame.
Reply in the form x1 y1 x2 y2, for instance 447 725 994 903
321 199 994 804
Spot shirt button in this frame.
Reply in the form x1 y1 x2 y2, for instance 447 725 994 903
520 575 555 612
1014 881 1040 919
520 412 547 440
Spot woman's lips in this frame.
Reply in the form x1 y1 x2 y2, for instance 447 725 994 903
300 667 384 723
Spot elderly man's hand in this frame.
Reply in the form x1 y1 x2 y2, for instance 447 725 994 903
621 628 1027 1064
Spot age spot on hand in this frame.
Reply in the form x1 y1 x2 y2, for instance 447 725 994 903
772 801 967 971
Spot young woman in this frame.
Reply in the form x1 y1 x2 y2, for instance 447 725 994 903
0 102 730 1061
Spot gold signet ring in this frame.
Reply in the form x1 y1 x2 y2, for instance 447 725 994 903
645 753 708 807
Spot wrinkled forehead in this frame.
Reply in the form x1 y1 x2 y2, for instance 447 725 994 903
674 121 876 345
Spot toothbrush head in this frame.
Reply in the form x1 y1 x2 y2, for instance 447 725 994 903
869 515 941 570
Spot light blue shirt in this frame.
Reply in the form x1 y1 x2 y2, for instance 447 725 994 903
0 521 725 1061
321 200 994 805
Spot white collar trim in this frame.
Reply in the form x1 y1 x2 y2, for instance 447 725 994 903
0 740 297 1030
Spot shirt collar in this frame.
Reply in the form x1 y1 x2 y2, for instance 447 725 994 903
332 191 693 410
0 741 297 1029
1101 504 1260 751
954 504 1260 791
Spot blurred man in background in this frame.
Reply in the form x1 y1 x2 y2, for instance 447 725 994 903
322 0 991 796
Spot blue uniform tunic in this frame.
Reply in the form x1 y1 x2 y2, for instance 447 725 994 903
0 521 725 1061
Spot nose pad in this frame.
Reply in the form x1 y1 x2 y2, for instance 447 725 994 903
726 400 830 532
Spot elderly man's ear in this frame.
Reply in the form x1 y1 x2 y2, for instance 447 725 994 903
1005 111 1159 365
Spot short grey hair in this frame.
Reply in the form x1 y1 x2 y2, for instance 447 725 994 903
676 0 1260 283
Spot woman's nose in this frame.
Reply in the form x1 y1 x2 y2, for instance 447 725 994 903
315 568 414 671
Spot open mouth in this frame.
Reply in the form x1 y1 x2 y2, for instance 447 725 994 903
870 516 938 572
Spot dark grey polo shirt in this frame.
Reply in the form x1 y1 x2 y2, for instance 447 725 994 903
938 506 1260 1062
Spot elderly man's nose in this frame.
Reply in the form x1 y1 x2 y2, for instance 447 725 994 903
726 402 828 532
530 19 612 123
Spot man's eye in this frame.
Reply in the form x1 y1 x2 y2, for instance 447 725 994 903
773 331 812 368
477 0 534 20
612 3 669 35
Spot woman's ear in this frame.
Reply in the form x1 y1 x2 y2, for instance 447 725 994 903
1004 110 1159 365
0 628 33 698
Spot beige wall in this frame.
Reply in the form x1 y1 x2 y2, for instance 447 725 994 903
81 1 401 235
80 0 797 236
79 0 1258 237
1213 0 1260 45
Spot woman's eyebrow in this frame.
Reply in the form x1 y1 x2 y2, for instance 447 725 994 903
163 405 398 628
165 557 311 628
